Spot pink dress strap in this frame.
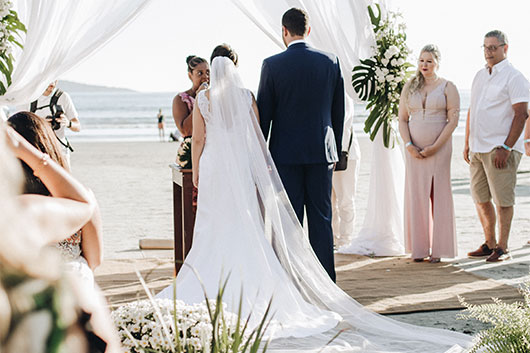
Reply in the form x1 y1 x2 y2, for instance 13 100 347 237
178 92 195 112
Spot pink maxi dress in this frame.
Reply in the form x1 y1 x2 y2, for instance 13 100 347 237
404 80 457 259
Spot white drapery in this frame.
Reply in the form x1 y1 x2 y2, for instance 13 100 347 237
231 0 406 256
0 0 153 106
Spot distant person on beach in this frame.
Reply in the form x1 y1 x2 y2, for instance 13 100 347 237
7 111 103 286
398 44 460 263
1 123 120 352
16 81 80 168
172 55 209 138
157 108 165 141
464 30 529 262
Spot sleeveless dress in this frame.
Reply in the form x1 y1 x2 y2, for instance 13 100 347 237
404 80 457 259
56 230 94 288
157 89 341 338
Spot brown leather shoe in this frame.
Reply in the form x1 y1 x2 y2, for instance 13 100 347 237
467 243 493 258
486 247 509 262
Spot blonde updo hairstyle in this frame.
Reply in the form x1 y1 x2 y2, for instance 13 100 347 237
408 44 441 97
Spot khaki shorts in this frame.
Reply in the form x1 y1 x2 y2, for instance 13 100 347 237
470 149 522 207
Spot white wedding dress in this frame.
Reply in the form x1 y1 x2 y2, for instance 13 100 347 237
157 57 472 352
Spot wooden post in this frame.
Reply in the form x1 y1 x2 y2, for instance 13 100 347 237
170 164 196 274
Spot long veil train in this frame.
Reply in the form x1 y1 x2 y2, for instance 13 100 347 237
163 57 472 353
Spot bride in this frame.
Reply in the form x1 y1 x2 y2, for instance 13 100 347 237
157 51 472 352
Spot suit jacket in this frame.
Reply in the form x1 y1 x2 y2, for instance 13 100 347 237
257 42 345 165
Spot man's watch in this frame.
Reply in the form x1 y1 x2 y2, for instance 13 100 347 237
68 120 72 128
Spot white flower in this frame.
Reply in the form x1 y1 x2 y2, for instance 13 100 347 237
397 58 405 66
386 74 395 82
381 58 389 66
391 59 397 67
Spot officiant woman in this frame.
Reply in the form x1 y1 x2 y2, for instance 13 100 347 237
398 44 460 263
172 55 209 138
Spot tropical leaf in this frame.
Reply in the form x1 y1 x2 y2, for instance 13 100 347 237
352 4 412 148
0 7 26 95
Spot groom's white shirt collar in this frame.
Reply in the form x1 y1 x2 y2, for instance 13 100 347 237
288 39 306 47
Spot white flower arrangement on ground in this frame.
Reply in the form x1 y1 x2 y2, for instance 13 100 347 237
112 298 244 353
112 273 272 353
352 3 412 147
0 0 26 94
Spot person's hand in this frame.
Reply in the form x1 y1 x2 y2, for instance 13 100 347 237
46 114 68 129
525 141 530 157
420 145 438 158
406 144 424 159
494 147 510 169
463 144 470 164
196 82 209 94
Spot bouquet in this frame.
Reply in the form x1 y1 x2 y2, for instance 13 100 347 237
176 136 192 169
352 3 412 147
0 0 26 94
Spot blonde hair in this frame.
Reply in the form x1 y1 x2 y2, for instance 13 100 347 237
408 44 441 96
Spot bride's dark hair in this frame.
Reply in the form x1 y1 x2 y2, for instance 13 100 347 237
210 44 238 66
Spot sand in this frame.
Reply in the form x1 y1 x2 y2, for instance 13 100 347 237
70 135 530 333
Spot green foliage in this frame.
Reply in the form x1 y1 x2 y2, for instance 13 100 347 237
459 282 530 353
0 7 27 95
352 3 413 148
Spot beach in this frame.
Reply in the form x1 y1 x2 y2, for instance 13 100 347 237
71 135 530 332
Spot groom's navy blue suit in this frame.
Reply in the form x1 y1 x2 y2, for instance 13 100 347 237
257 42 345 281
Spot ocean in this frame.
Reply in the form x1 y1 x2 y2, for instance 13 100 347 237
62 89 470 143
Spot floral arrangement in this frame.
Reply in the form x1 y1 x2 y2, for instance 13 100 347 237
458 282 530 353
177 136 192 169
0 262 98 352
112 276 271 353
352 3 412 147
112 299 238 352
0 0 26 94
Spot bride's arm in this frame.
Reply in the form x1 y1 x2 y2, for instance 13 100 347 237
192 101 206 188
5 126 96 248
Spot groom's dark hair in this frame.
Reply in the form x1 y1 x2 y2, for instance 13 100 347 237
282 8 308 36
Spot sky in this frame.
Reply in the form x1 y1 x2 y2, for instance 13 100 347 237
62 0 530 93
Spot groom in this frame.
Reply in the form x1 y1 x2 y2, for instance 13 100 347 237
257 8 345 282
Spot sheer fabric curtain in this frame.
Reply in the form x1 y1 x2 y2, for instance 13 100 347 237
0 0 152 106
231 0 406 256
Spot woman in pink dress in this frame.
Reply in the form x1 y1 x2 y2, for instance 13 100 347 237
398 44 460 263
172 55 210 138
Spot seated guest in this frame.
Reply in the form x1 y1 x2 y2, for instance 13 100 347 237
8 111 103 286
0 123 120 352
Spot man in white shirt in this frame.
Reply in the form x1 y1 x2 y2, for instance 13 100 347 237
464 30 529 262
17 81 81 167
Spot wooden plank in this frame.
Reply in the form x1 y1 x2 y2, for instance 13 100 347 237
139 238 174 249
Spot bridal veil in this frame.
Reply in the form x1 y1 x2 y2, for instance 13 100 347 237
195 56 471 353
